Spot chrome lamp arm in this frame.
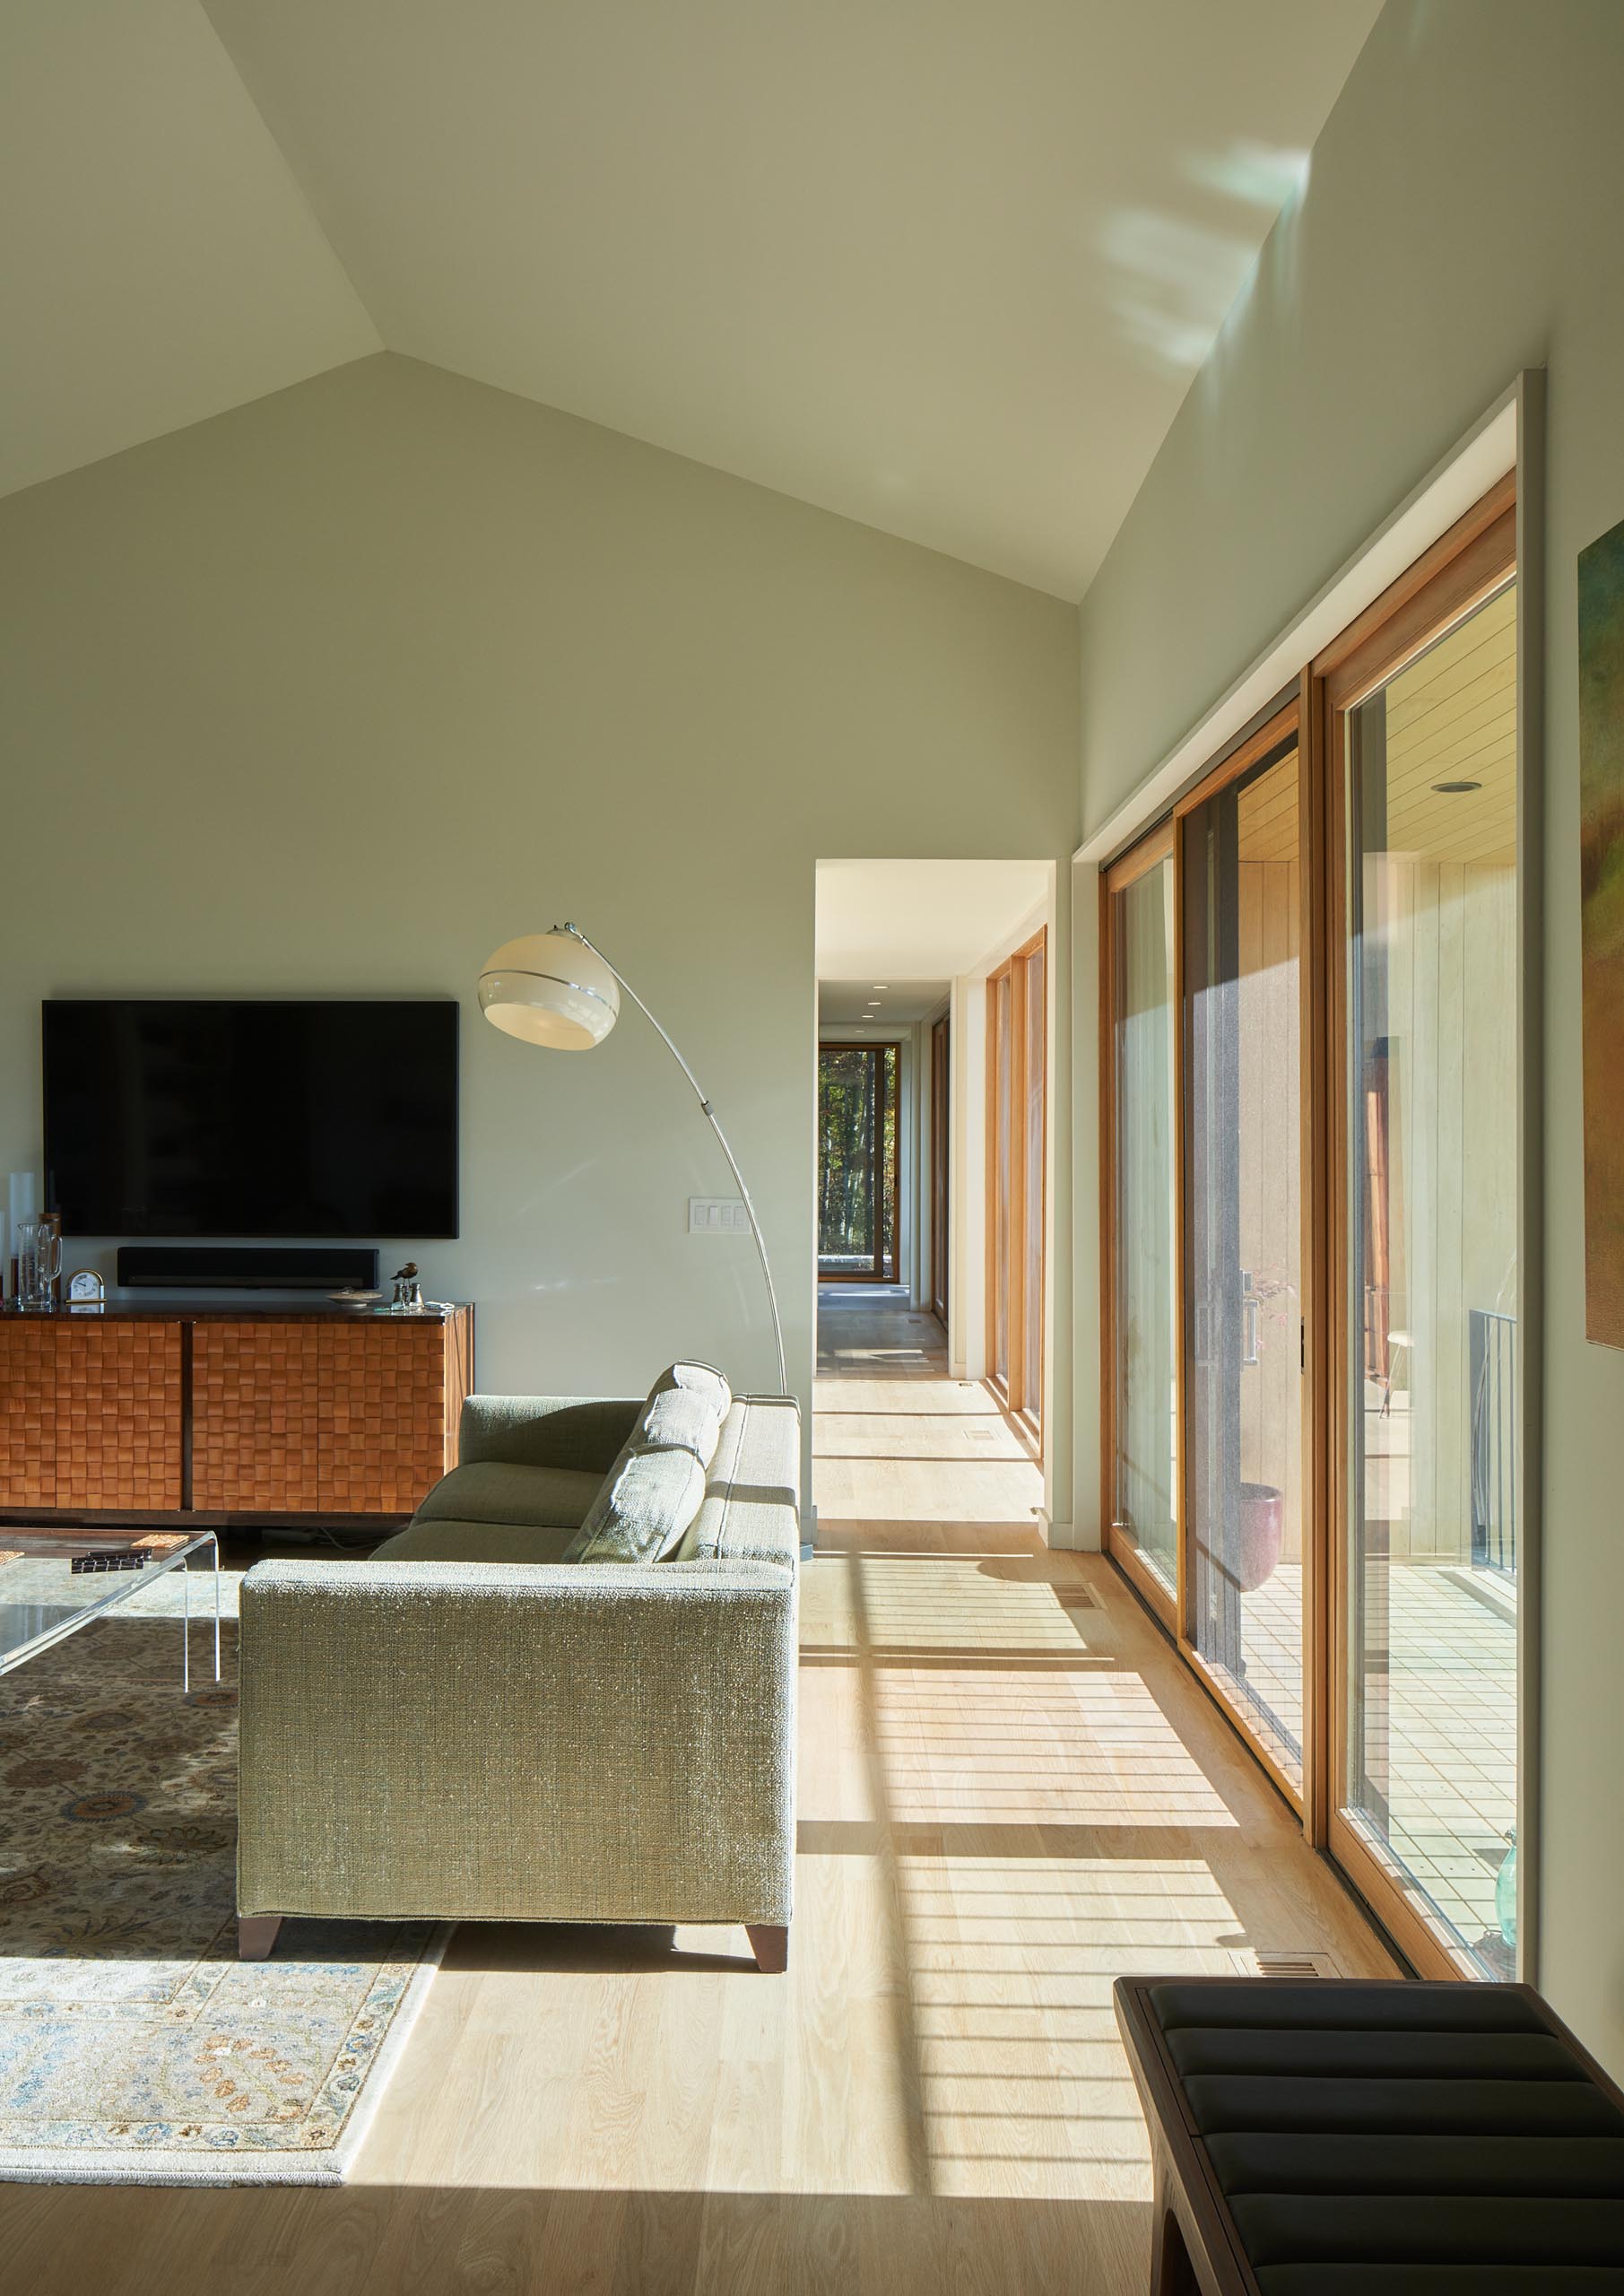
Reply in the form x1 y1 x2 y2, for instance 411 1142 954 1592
564 925 788 1398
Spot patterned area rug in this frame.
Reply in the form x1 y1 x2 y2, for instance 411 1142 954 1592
0 1585 443 2184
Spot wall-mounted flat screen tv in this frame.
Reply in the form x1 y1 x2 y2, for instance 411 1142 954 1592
43 999 459 1239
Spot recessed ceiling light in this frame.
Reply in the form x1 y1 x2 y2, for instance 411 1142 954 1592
1432 778 1482 794
873 984 889 990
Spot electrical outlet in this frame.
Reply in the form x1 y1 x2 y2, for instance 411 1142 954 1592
689 1196 750 1235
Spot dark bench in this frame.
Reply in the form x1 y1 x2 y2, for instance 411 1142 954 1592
1115 1976 1624 2295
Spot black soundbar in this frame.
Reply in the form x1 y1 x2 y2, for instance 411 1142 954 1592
116 1245 380 1292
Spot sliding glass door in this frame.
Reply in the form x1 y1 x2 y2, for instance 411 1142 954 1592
1099 474 1524 1972
1102 831 1178 1605
818 1042 899 1282
1328 504 1521 1977
1182 719 1307 1793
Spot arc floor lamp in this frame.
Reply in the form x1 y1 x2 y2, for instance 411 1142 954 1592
478 924 788 1397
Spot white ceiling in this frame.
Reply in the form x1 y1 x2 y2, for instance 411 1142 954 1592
0 3 378 500
820 979 950 1029
816 859 1052 981
4 1 1380 595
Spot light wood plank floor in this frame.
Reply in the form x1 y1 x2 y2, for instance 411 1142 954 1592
1 1291 1394 2293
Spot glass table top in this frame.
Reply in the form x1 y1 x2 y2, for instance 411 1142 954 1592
0 1529 219 1676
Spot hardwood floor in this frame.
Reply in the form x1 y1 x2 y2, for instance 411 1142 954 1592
0 1290 1394 2292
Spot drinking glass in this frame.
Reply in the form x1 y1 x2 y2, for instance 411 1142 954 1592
16 1216 61 1309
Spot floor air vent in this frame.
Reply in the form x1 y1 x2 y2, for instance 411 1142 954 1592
1236 1950 1342 1979
1059 1586 1099 1610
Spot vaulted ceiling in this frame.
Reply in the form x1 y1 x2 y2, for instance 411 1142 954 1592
3 0 1382 597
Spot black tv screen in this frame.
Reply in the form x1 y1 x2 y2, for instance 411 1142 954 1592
43 999 459 1239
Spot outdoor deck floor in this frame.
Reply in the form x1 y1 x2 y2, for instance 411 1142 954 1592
1234 1561 1515 1953
1120 1390 1517 1966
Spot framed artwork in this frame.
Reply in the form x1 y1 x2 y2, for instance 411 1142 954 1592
1579 509 1624 1346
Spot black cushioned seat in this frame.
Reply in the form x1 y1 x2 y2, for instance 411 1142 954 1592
1185 2072 1624 2137
1165 2025 1577 2081
1115 1977 1624 2295
1205 2131 1624 2198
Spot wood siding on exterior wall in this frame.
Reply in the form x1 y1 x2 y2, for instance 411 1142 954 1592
1368 856 1517 1561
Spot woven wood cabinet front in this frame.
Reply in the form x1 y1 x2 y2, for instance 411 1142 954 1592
192 1318 464 1517
0 1321 182 1510
191 1323 324 1513
55 1322 183 1510
0 1321 63 1507
1 1311 468 1520
317 1321 455 1514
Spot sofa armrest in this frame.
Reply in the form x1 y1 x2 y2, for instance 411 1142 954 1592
457 1392 642 1474
237 1556 796 1927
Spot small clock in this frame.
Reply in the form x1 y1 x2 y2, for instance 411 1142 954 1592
67 1270 106 1309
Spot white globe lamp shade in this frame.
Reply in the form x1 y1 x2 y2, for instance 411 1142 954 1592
478 930 621 1050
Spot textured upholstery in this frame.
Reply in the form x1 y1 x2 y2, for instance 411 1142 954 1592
237 1393 800 1932
1251 2274 1624 2295
371 1518 578 1566
416 1460 605 1529
456 1393 641 1474
676 1396 801 1570
651 1361 733 1419
563 1443 706 1565
640 1384 726 1464
1133 1979 1624 2294
563 1378 725 1563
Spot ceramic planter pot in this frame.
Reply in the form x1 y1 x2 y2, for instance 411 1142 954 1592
1231 1481 1283 1592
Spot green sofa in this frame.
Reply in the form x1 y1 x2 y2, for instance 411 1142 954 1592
235 1389 800 1972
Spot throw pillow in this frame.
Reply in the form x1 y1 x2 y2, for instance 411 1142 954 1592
562 1373 727 1565
564 1443 708 1565
651 1360 733 1421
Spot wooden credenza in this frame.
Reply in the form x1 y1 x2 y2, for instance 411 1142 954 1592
0 1304 473 1525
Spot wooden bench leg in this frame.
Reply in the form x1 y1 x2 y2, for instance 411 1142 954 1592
745 1923 788 1974
1151 2205 1201 2296
1150 2154 1203 2296
238 1915 283 1961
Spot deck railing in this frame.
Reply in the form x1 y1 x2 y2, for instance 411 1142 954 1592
1470 1308 1516 1578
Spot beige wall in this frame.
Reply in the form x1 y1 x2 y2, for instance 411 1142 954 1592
1075 0 1624 2066
0 352 1079 1501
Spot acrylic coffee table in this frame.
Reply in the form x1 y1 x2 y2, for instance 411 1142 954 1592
0 1528 221 1690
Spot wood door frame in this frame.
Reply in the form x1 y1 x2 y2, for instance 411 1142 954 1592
1099 820 1179 1631
1316 479 1519 1980
1100 701 1314 1818
1019 932 1048 1450
930 1013 951 1326
818 1039 903 1284
1171 699 1314 1822
985 927 1048 1455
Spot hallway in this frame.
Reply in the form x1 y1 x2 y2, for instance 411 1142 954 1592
813 1283 1045 1530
